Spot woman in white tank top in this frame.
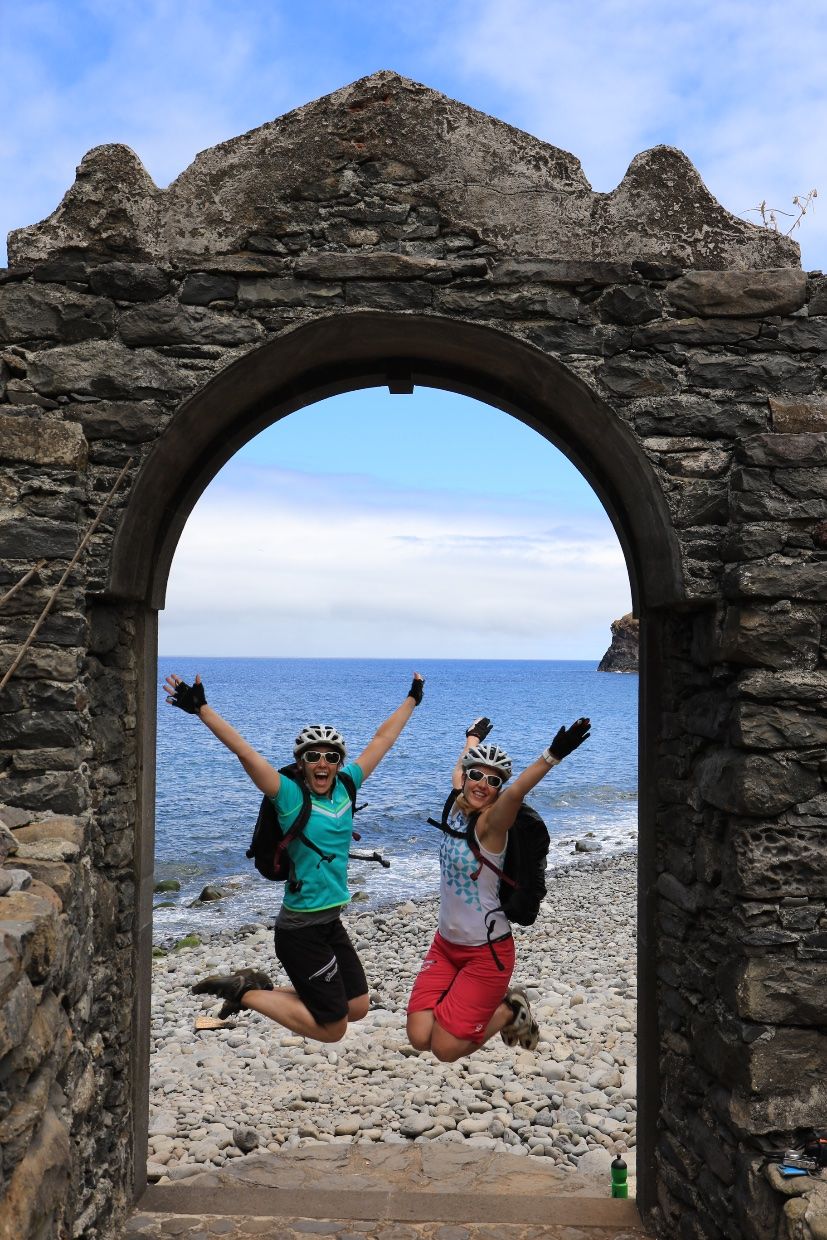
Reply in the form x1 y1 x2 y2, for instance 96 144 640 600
406 713 590 1064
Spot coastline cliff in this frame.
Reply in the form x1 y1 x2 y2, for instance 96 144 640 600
598 613 639 673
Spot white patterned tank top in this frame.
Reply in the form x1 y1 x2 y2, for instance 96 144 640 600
437 806 511 946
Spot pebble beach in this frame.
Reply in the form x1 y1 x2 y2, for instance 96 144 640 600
148 851 637 1184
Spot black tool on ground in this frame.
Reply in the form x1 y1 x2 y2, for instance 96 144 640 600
805 1134 827 1168
349 848 391 868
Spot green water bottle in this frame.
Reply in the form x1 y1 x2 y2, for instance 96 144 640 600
611 1154 628 1199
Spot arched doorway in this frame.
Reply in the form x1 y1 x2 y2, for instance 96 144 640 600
110 312 684 1217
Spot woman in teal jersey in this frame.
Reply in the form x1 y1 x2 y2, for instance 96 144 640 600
163 670 424 1043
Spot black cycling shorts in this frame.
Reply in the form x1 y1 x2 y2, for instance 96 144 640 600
274 917 368 1026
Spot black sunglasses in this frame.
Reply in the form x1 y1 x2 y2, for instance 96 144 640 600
466 769 503 789
302 750 342 765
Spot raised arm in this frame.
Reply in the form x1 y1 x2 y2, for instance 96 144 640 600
479 718 591 848
354 673 424 779
163 674 281 797
452 716 493 789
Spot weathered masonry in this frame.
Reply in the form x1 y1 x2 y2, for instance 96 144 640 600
0 71 826 1240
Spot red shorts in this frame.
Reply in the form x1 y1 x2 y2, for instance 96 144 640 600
407 931 515 1044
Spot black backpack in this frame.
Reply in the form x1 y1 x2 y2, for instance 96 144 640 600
428 789 550 926
247 765 359 891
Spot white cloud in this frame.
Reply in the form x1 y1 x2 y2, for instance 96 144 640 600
0 1 306 257
431 0 827 269
160 465 630 658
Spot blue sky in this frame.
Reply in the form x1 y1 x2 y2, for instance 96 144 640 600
3 1 825 657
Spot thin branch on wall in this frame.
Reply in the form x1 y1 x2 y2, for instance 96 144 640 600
0 459 133 695
0 561 46 611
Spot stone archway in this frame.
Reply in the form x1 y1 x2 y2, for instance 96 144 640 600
1 70 825 1240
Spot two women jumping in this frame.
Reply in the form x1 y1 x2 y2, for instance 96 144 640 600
164 671 589 1059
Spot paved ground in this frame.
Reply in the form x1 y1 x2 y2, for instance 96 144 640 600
124 1145 650 1239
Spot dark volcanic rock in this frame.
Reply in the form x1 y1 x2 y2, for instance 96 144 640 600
597 613 639 672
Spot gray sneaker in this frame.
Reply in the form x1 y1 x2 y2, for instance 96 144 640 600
500 984 540 1051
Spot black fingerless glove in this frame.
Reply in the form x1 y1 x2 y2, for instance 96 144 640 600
171 679 207 715
408 677 424 706
549 717 590 759
466 716 493 740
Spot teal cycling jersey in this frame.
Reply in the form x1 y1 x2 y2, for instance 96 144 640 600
271 762 364 913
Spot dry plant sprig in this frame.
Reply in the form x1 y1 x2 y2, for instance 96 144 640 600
744 189 817 235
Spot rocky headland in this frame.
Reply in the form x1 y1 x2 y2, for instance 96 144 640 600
597 615 639 674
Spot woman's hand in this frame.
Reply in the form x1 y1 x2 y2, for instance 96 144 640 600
164 673 207 716
407 673 425 705
466 716 493 741
547 717 591 760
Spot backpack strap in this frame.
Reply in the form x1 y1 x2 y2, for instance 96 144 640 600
426 791 518 890
427 788 466 838
280 769 368 890
463 810 519 889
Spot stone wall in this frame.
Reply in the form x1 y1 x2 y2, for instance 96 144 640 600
0 71 825 1239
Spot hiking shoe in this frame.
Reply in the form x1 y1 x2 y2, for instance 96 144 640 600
501 984 540 1051
191 966 274 1018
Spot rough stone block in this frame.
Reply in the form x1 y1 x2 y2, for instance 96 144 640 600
696 749 821 815
0 974 36 1058
687 351 813 393
634 316 763 347
729 1068 827 1134
721 956 827 1024
237 277 343 306
346 281 433 310
776 316 827 350
491 258 633 285
0 285 114 342
633 395 768 440
724 559 827 603
736 432 827 469
294 251 480 281
0 415 87 468
27 340 190 399
13 860 74 904
670 477 729 526
0 711 85 750
13 816 84 859
735 668 827 705
522 320 618 356
179 272 238 304
0 1106 70 1240
68 399 164 442
88 262 170 301
0 933 22 1004
668 269 807 317
719 604 820 669
598 284 661 324
119 301 263 346
0 770 88 817
0 644 81 682
724 821 827 897
599 354 679 396
0 517 79 561
731 702 827 749
437 286 580 320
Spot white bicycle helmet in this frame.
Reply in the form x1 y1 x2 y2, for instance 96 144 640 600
461 743 512 779
293 724 346 760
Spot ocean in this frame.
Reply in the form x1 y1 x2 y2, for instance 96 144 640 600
154 658 638 941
